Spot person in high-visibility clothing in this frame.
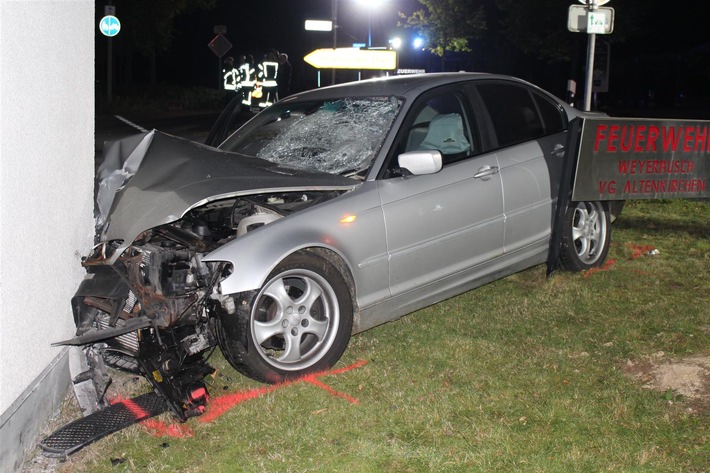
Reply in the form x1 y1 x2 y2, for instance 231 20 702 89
257 50 279 108
239 55 256 110
223 56 239 92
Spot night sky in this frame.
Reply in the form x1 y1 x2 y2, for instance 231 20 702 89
96 0 710 113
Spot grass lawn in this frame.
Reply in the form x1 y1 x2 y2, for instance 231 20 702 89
41 200 709 472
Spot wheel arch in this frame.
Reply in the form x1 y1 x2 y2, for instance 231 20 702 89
205 229 359 305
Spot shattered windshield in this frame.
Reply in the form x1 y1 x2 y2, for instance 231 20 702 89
220 96 402 177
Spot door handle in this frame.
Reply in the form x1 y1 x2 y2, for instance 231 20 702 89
553 144 565 158
474 165 499 180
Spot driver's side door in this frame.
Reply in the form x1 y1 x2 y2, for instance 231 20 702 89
378 87 506 296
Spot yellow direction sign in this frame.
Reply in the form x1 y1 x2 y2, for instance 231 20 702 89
304 48 397 70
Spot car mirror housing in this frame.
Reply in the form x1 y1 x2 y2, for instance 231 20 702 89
397 150 443 176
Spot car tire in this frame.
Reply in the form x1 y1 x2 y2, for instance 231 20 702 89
217 252 353 384
559 201 611 272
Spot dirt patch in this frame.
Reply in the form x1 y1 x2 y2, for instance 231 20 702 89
624 352 710 411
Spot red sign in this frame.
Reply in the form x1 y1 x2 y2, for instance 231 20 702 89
572 118 709 200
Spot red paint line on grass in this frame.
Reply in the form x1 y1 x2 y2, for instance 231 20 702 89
110 359 368 437
198 384 279 423
200 359 368 423
627 243 656 260
584 259 616 277
303 378 360 404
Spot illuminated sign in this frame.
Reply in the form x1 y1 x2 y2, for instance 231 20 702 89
305 19 333 31
99 15 121 37
304 48 397 70
573 118 710 200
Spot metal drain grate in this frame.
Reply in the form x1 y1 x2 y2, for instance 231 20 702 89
40 392 167 458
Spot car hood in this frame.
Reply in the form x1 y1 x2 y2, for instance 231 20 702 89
97 130 356 251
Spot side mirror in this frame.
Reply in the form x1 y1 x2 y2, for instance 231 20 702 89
397 150 443 176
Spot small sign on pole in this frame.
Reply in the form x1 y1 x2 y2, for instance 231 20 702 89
567 5 614 34
588 11 608 34
99 15 121 37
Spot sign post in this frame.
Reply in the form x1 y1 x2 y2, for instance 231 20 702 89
583 0 598 111
100 5 121 104
208 27 232 90
568 0 614 111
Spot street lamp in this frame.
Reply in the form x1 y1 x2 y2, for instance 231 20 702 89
355 0 386 48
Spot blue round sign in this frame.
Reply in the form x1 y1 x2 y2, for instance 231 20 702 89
99 15 121 37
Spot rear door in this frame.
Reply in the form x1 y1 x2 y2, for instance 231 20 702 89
469 81 568 255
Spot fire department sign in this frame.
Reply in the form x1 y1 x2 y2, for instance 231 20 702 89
572 118 710 200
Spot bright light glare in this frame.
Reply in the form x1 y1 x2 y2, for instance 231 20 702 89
339 214 357 224
354 0 387 8
305 20 333 31
412 37 424 49
389 37 402 49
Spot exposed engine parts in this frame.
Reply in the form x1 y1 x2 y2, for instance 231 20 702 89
59 191 341 421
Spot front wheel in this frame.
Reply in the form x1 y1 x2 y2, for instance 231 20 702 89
217 252 353 384
559 201 611 272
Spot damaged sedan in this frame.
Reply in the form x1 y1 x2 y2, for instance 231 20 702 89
59 73 618 422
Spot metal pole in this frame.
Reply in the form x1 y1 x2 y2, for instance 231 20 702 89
107 37 113 104
332 0 338 84
583 0 598 111
106 1 113 104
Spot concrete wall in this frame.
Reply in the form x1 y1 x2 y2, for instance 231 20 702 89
0 1 95 471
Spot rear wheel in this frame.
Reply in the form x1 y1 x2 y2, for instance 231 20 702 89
218 252 353 384
560 201 611 271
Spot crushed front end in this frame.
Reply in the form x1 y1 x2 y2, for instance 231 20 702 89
63 223 228 421
56 130 353 422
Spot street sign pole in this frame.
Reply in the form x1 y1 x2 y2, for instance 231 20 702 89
331 0 338 84
583 0 597 111
102 3 117 104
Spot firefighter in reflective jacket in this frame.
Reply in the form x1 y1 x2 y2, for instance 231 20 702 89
257 51 279 108
222 56 239 91
239 55 256 109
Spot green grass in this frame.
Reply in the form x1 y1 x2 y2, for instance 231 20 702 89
58 200 709 472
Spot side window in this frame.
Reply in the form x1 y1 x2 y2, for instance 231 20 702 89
533 92 566 133
402 92 475 164
477 83 544 148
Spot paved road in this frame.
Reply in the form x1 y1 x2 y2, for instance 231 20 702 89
95 110 222 162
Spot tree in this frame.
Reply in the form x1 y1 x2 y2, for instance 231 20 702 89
399 0 486 68
111 0 216 88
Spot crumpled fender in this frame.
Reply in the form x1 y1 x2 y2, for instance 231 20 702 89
203 217 351 296
202 186 387 299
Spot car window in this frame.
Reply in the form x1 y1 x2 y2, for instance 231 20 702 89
533 92 566 133
220 96 402 177
400 92 475 164
476 83 546 148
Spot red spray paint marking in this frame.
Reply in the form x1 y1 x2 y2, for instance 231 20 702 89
109 360 367 436
627 243 656 260
199 359 368 424
584 259 616 277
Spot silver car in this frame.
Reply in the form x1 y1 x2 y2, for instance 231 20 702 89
64 73 616 419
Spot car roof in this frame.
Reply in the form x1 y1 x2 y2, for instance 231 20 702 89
281 72 543 102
